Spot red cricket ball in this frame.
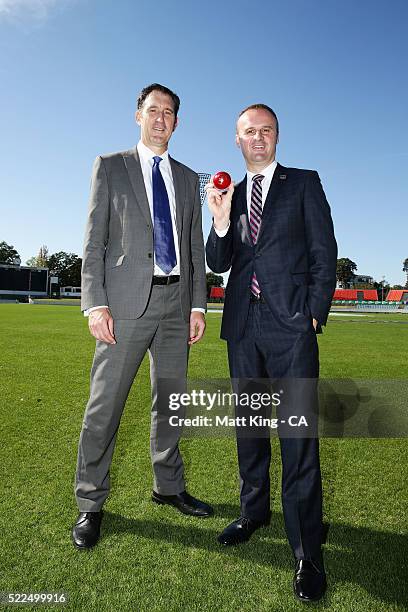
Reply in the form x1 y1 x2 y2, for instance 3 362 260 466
213 171 231 191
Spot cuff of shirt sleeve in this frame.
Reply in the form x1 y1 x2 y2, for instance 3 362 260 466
213 221 230 237
191 308 206 314
84 305 109 317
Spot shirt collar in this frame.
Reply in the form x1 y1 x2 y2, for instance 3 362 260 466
247 159 277 183
137 140 169 165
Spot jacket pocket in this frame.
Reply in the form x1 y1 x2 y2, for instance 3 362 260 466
105 254 125 269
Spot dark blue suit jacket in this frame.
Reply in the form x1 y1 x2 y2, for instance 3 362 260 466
206 164 338 341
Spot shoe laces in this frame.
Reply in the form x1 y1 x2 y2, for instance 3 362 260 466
80 512 100 522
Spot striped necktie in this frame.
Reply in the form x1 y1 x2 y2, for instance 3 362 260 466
250 174 264 296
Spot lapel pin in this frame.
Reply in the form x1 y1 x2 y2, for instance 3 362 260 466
279 174 287 180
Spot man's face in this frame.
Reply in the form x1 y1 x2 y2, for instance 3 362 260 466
136 90 178 154
236 108 279 171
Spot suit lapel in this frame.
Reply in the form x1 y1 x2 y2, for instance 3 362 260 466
257 163 286 243
122 147 152 227
234 177 253 245
169 157 184 242
236 175 248 217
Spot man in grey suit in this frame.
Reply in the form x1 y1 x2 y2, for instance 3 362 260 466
72 83 213 549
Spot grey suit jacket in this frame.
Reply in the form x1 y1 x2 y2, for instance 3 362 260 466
81 147 206 320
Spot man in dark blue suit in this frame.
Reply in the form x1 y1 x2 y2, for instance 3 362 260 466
206 104 337 602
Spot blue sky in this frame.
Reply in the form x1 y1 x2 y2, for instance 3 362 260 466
1 0 407 285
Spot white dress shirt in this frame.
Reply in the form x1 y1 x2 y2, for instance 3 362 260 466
214 160 278 237
86 141 204 315
137 140 180 276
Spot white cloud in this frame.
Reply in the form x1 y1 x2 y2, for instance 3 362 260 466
0 0 61 23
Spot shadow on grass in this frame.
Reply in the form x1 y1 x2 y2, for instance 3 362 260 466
102 509 408 609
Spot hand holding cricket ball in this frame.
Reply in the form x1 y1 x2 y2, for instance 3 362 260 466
206 171 234 232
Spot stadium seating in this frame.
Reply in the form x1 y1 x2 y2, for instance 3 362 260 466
386 289 408 302
209 287 225 301
333 289 378 301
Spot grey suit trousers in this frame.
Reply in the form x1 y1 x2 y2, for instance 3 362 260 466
75 283 189 512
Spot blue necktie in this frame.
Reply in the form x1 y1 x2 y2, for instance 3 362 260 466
152 156 177 274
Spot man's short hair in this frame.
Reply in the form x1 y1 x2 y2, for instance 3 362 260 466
137 83 180 118
238 104 279 135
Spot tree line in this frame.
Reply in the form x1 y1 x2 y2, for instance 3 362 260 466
0 241 225 295
0 242 81 287
1 241 407 292
336 257 408 291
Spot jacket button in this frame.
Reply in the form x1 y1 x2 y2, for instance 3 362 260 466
147 224 151 229
148 253 152 258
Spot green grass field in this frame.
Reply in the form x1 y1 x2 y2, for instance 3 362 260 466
0 304 407 611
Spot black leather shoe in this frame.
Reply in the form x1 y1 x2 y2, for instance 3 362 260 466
72 511 103 549
217 515 270 546
293 558 327 602
152 491 213 517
